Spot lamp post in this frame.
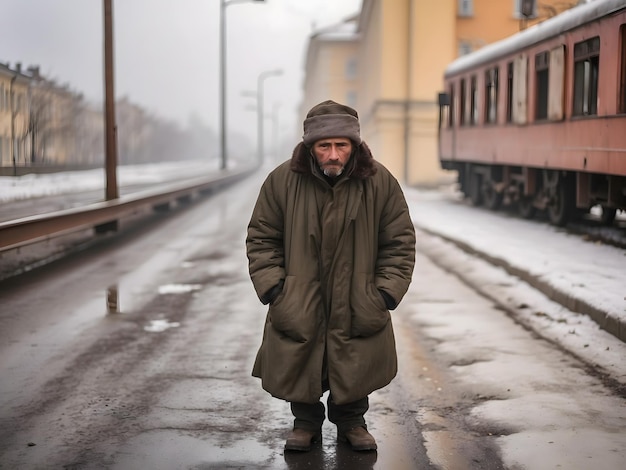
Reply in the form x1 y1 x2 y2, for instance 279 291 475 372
103 0 118 202
219 0 265 171
256 69 282 166
271 102 281 160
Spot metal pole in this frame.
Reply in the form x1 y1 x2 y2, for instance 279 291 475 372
256 70 282 166
10 74 16 176
403 0 413 185
219 0 265 170
272 102 280 159
257 74 264 166
103 0 118 201
219 0 227 170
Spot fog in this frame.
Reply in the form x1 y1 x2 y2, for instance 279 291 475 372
1 0 361 151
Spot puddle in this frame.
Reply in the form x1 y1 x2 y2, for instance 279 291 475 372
144 319 181 333
157 283 202 295
110 430 275 470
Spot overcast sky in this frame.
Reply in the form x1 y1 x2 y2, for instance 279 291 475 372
1 0 361 145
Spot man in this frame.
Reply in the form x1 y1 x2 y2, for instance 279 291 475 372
246 100 415 452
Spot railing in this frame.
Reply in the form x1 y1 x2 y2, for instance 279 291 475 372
0 166 256 252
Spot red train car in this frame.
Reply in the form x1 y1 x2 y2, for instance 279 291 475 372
438 0 626 226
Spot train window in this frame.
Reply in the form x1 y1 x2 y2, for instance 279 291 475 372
485 67 499 124
460 78 467 125
573 36 600 116
506 62 514 122
511 55 528 124
548 45 565 120
619 24 626 113
448 84 455 127
535 51 549 120
470 75 478 125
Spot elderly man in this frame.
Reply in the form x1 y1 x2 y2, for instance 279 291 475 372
246 100 415 452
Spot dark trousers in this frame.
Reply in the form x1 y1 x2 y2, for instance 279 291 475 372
290 394 369 435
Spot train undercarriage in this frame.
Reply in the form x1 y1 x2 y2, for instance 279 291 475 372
447 162 626 226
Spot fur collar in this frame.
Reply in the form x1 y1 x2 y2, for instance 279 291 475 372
289 141 377 180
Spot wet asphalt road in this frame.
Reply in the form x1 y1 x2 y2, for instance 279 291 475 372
1 173 624 469
0 174 492 469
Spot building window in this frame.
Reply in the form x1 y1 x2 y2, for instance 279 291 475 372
0 83 4 111
573 36 600 116
470 75 478 125
346 90 357 108
485 67 499 124
514 0 537 19
458 0 473 17
535 51 549 120
458 41 472 56
0 136 3 160
345 57 357 81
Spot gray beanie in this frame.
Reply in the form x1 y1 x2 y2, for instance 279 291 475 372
302 100 362 147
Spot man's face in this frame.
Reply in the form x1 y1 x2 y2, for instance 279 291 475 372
311 137 353 178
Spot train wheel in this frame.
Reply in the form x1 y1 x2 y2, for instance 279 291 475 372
599 206 617 225
547 176 574 226
481 179 502 211
468 172 482 206
518 196 536 219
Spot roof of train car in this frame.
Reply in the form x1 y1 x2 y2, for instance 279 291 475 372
444 0 625 78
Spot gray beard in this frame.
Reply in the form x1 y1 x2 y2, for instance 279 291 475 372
323 167 344 178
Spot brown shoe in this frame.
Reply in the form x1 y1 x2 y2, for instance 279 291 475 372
284 428 321 452
338 426 377 451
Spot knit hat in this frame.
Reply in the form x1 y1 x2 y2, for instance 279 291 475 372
302 100 362 147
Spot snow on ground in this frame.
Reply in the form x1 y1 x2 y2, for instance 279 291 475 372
0 160 221 203
403 246 626 470
402 186 626 470
404 185 626 340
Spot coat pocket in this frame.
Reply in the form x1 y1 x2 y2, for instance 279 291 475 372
349 274 390 338
268 275 321 343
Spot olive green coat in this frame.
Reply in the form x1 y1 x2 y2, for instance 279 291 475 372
246 142 415 405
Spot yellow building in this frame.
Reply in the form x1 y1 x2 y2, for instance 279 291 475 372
300 16 360 121
0 63 30 167
0 63 87 168
302 0 582 185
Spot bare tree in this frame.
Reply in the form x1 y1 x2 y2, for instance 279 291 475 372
26 78 83 165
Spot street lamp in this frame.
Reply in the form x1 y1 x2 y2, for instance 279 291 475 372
219 0 265 171
256 69 283 166
270 102 281 160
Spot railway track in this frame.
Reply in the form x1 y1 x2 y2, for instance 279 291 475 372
456 194 626 250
